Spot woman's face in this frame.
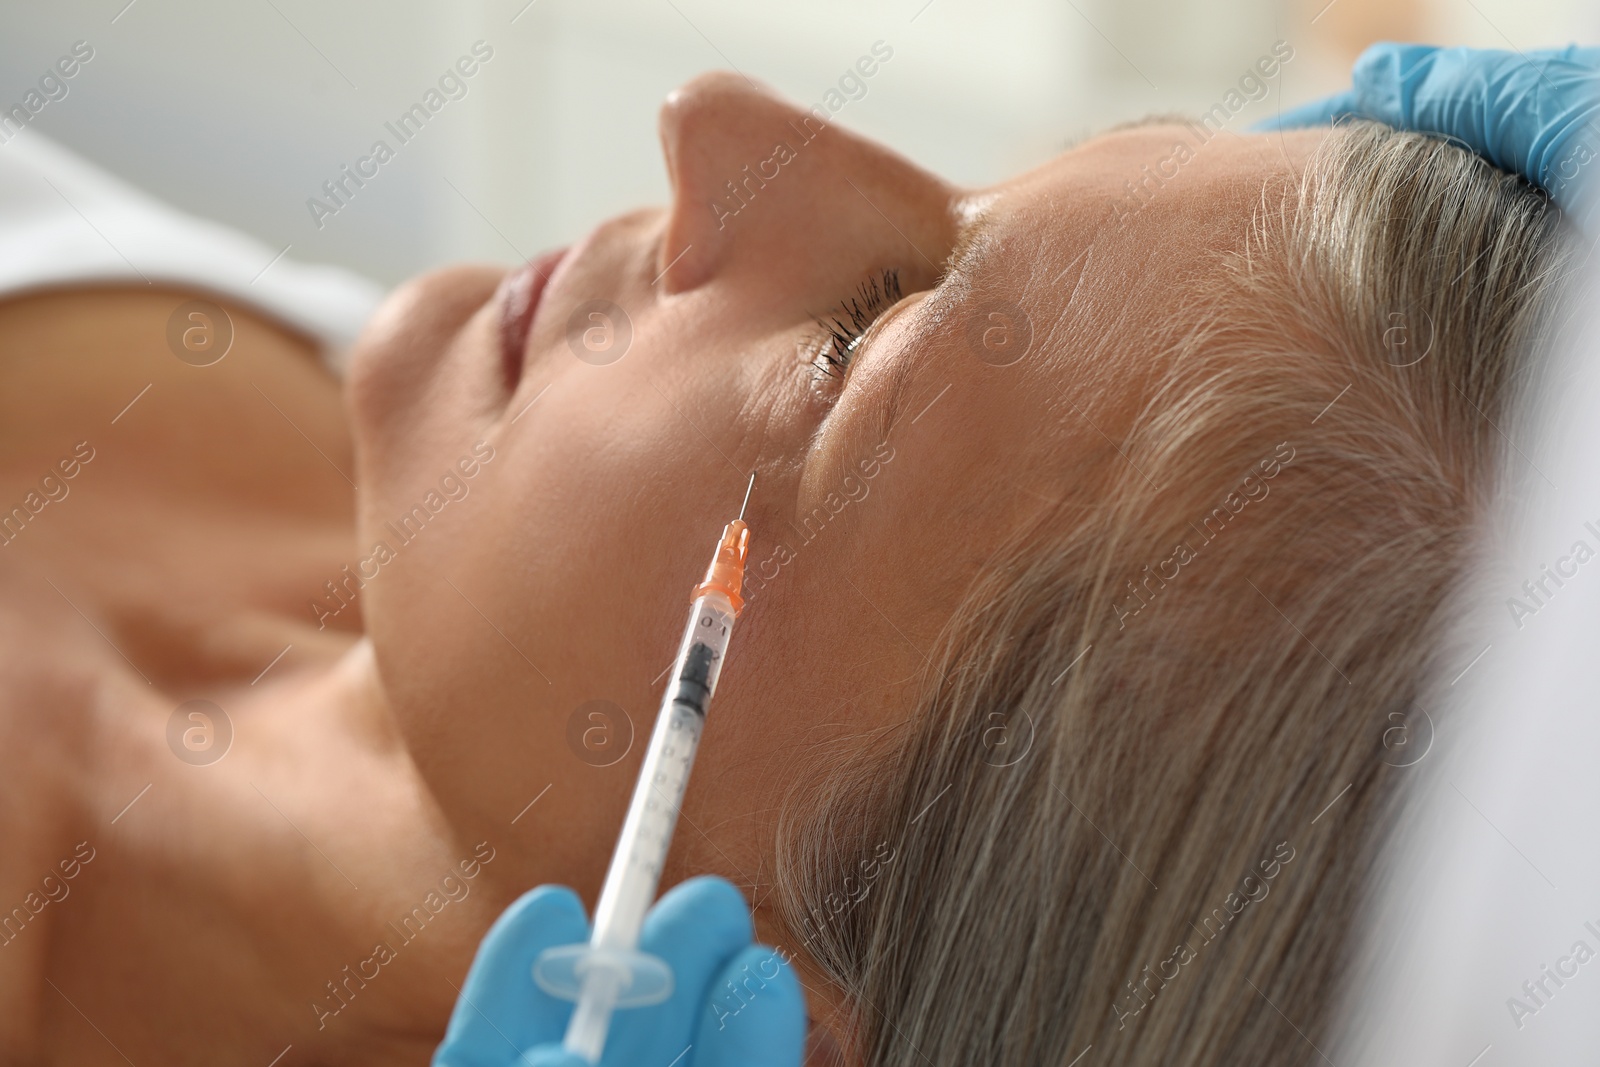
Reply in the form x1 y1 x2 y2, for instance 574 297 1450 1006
347 72 1319 926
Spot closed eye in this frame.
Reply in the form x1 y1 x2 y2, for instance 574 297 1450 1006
810 268 904 382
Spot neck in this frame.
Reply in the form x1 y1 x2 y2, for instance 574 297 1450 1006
0 288 517 1064
50 639 515 1066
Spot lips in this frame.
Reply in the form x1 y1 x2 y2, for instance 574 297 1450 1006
497 247 569 391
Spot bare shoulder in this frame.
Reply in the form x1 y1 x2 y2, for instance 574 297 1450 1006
0 285 348 499
0 285 362 676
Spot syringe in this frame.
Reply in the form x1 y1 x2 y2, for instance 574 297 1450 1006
533 474 755 1062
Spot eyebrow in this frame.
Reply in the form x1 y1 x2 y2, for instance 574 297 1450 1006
870 196 1024 439
875 216 998 441
941 205 999 284
1046 113 1196 162
1102 112 1194 134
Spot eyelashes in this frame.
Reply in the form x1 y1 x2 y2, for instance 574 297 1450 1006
811 267 903 382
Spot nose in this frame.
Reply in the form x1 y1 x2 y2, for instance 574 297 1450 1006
655 72 955 294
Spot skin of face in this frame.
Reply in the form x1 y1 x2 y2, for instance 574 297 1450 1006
0 66 1331 1064
346 70 1325 1043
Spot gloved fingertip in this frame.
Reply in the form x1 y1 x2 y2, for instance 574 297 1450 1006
519 1046 592 1067
669 873 746 907
499 884 587 931
695 944 808 1067
649 875 754 946
1351 39 1425 69
1252 90 1358 131
437 884 590 1057
462 883 589 979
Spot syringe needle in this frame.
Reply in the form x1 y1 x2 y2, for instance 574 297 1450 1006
738 471 756 521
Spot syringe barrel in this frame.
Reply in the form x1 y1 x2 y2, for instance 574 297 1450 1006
589 591 737 950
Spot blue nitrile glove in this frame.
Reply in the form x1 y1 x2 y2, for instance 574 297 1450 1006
434 875 807 1067
1258 43 1600 233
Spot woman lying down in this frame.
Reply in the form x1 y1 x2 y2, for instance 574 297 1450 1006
0 71 1579 1065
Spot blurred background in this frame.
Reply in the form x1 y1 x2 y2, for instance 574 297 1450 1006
2 0 1589 287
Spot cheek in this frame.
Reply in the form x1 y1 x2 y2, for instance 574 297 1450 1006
673 561 920 881
366 365 739 845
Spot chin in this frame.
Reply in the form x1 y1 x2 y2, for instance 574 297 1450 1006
345 263 504 437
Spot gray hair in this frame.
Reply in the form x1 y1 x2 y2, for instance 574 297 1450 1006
774 123 1579 1064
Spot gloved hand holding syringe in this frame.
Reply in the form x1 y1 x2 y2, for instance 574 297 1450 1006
532 472 759 1062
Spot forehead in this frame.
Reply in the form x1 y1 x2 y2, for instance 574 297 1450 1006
935 125 1329 379
878 127 1317 415
962 125 1322 283
858 126 1325 545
